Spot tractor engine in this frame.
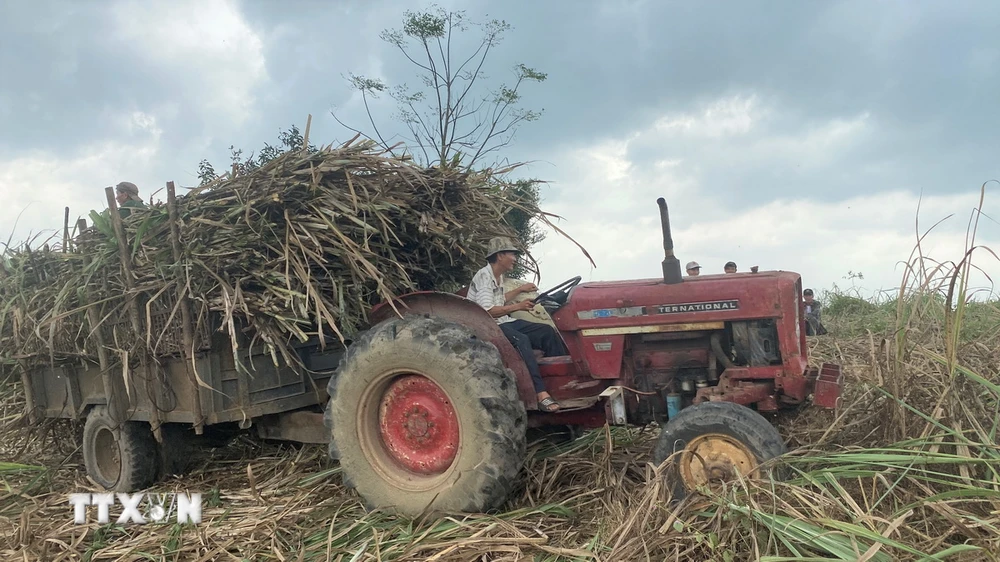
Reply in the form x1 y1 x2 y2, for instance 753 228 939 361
627 320 783 425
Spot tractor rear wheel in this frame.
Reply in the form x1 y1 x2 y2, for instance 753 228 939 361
652 401 786 500
325 315 527 516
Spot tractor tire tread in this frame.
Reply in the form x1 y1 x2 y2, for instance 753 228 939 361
652 401 787 500
83 406 159 492
324 314 526 515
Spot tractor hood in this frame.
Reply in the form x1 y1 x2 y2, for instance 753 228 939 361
552 271 802 331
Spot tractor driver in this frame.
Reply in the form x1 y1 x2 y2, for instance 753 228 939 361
466 237 567 412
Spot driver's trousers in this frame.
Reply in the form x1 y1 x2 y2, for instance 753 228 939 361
499 320 567 393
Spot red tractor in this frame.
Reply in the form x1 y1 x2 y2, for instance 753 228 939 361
324 198 843 515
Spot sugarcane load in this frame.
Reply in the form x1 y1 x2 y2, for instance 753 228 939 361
1 138 536 369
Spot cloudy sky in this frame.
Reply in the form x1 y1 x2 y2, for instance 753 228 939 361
2 0 999 300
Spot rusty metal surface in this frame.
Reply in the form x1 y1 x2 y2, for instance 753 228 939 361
377 374 460 475
679 433 758 489
694 375 776 410
813 363 843 409
577 334 625 379
779 370 809 404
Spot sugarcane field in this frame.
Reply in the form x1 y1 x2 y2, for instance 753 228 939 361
3 2 1000 561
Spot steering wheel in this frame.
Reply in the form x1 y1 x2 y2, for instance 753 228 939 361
534 276 582 304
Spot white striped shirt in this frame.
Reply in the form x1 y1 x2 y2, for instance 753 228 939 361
467 264 514 324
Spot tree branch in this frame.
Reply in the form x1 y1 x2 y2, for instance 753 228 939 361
449 38 494 148
391 41 437 77
405 98 438 153
405 120 432 165
344 8 543 172
467 77 522 168
358 89 393 153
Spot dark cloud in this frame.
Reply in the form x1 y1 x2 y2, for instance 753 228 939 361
0 2 122 152
2 0 998 230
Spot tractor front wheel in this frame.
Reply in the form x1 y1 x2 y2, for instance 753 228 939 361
652 401 786 500
325 315 527 516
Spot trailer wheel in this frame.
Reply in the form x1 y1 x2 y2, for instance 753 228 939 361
325 315 527 516
82 406 159 492
652 401 786 500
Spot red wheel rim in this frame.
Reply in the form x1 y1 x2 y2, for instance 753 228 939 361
378 374 460 475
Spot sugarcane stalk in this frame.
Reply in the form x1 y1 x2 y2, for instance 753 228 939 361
80 250 125 425
63 207 70 253
302 114 312 150
167 181 205 435
11 307 38 424
104 187 164 443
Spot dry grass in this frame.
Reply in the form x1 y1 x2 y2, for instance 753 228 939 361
2 187 1000 560
2 304 998 559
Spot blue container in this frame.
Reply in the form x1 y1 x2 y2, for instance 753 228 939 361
666 393 682 419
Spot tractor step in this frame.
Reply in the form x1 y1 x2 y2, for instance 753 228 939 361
551 396 600 411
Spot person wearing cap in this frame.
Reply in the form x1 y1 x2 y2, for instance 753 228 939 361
724 261 737 274
803 288 827 335
685 261 701 276
114 181 146 218
466 236 567 412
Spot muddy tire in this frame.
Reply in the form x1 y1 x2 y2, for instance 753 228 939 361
325 315 527 516
652 401 786 500
82 406 159 492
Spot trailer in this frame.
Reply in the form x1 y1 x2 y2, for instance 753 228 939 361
24 318 340 491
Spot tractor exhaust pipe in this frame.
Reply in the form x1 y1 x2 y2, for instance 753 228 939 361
657 197 683 284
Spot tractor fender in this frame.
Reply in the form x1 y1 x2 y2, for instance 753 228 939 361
370 292 538 409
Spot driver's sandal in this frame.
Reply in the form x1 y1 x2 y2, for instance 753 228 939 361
538 396 561 412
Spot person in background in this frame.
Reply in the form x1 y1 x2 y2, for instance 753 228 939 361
803 288 827 335
114 182 146 218
724 261 737 274
685 261 701 276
